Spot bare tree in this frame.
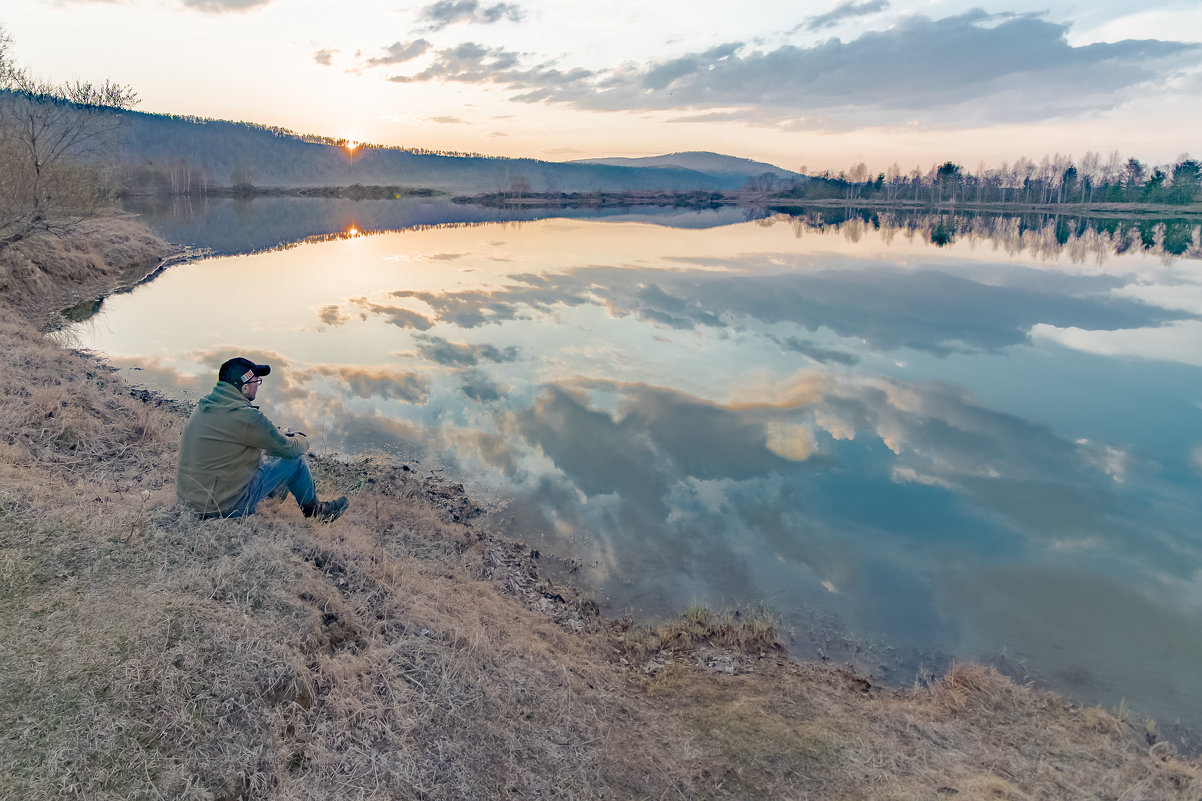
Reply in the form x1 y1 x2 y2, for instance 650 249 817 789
847 161 868 199
1080 151 1100 203
884 162 901 201
504 171 530 198
0 24 138 248
742 172 783 197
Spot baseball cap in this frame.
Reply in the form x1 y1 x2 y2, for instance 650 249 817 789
218 357 271 388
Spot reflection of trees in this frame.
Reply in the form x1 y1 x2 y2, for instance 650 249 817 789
778 207 1202 262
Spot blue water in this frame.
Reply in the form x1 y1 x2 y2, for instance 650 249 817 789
72 199 1202 733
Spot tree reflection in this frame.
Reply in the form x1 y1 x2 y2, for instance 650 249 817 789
776 206 1202 260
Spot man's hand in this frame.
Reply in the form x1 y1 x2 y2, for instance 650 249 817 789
280 426 307 438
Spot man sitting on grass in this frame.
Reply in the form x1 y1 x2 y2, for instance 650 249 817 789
176 356 348 521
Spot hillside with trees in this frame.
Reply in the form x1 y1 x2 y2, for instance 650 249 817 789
102 111 764 196
776 155 1202 208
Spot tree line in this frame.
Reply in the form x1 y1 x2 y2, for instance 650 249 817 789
774 154 1201 206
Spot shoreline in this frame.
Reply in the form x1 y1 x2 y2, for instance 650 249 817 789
117 185 1202 218
1 213 1198 799
451 190 1202 217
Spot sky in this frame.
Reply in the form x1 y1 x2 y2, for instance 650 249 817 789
3 0 1201 172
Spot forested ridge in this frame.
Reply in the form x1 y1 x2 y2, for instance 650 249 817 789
103 108 763 195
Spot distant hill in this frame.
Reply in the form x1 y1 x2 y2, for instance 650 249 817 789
570 151 801 181
0 90 801 194
85 107 773 194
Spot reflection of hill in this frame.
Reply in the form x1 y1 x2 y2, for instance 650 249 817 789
126 195 1202 263
773 205 1202 260
123 196 762 256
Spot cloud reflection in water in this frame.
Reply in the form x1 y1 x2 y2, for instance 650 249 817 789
79 213 1202 727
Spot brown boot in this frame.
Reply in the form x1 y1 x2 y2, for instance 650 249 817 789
304 496 348 522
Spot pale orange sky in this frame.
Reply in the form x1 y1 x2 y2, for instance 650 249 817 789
4 0 1201 173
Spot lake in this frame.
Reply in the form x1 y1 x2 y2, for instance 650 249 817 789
68 196 1202 736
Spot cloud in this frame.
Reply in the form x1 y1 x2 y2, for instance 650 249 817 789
515 367 1177 567
385 260 1186 356
386 41 531 83
461 370 503 402
353 298 435 330
313 48 336 67
487 365 1194 657
429 116 467 124
370 11 1201 128
307 365 429 404
106 357 210 398
776 336 860 365
413 334 519 366
417 0 523 31
309 397 423 456
390 282 584 328
1031 320 1202 366
365 39 432 68
186 346 291 377
799 0 889 32
179 0 270 12
318 304 350 327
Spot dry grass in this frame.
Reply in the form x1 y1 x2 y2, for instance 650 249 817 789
0 212 168 319
0 223 1199 799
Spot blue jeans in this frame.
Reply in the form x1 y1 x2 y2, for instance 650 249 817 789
224 455 317 518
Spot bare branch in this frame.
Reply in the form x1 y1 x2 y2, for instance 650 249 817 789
0 26 139 250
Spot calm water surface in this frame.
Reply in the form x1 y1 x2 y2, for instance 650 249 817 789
69 198 1202 733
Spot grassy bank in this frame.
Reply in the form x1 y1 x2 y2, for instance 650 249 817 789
0 212 170 321
0 216 1199 800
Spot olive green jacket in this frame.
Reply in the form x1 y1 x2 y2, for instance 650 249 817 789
176 381 309 515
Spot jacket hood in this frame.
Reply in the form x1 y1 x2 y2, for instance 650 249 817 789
197 381 252 413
